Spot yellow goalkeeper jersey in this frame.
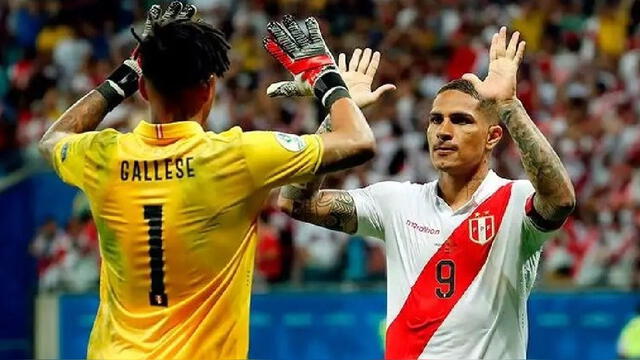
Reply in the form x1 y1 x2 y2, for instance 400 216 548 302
51 120 323 359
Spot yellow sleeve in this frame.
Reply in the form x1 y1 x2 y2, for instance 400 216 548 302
241 131 323 189
51 130 117 189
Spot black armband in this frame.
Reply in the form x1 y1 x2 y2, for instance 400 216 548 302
96 60 141 112
525 194 567 231
313 69 351 109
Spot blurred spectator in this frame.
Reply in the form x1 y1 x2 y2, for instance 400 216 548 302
293 221 346 283
256 211 283 283
63 217 99 292
52 26 91 90
29 216 99 293
594 0 633 58
344 236 386 283
9 0 44 49
35 8 72 56
29 217 71 292
344 236 368 282
511 1 547 53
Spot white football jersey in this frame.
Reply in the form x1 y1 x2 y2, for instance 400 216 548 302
347 170 555 359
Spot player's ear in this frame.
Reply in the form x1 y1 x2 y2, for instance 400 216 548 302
139 77 148 101
207 75 216 100
196 77 216 104
486 124 502 151
189 77 217 126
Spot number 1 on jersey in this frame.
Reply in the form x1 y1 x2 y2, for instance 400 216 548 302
144 205 168 307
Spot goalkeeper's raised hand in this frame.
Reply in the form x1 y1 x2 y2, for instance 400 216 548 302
97 1 198 111
263 15 350 109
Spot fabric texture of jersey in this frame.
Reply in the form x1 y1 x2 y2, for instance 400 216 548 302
347 170 556 359
52 121 322 359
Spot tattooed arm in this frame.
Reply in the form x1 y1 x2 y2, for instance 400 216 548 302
277 48 395 234
278 116 359 234
463 27 575 225
500 99 575 222
285 190 358 233
38 91 108 162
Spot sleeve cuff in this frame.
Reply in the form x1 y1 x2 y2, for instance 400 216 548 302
311 134 324 174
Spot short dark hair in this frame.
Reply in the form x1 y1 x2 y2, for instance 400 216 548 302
139 20 230 97
437 79 482 100
437 79 498 122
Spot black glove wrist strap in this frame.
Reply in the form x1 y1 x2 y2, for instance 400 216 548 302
96 60 141 112
313 69 351 109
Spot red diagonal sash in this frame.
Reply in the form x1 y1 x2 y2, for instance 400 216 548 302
385 182 514 359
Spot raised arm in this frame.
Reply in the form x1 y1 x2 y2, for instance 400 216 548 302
463 27 576 225
278 113 359 233
277 48 395 233
282 186 359 233
498 99 575 223
39 3 188 161
264 17 394 174
38 91 108 161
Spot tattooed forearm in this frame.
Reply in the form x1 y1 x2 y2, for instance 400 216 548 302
289 190 358 233
499 99 576 221
39 90 108 161
278 116 358 233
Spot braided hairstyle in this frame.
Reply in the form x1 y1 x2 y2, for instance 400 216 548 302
137 19 230 98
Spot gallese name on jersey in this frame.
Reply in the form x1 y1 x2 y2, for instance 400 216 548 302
120 157 196 182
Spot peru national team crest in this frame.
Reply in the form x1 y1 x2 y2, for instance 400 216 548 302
469 211 495 245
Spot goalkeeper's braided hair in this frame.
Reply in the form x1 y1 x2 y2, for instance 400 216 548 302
138 19 230 97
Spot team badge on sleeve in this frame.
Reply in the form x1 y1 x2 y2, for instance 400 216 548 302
275 132 307 152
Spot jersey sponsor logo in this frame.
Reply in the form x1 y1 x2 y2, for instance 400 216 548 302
385 182 514 360
275 132 307 152
60 142 69 162
406 220 440 235
469 211 495 245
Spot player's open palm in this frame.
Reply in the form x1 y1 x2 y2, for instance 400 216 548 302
338 48 396 108
462 27 525 102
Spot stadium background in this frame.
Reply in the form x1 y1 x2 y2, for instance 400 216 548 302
1 0 640 359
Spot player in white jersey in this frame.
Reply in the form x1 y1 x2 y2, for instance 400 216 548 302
276 27 576 359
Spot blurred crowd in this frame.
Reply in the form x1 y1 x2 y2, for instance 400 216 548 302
29 195 99 292
4 0 640 292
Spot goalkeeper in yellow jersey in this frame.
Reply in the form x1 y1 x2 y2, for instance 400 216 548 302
38 2 392 359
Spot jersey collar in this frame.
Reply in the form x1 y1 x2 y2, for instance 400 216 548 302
468 170 500 206
133 120 205 140
434 170 500 214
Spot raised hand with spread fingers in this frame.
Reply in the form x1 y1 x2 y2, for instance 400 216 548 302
462 26 525 104
337 48 396 109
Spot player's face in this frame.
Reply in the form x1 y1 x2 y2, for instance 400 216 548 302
426 90 500 175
